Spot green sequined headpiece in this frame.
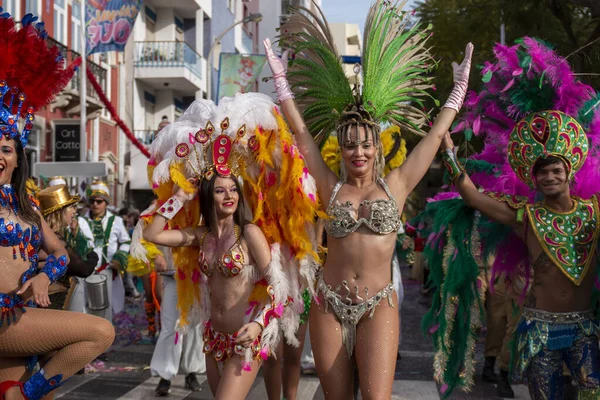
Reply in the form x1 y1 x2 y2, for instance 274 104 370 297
508 110 588 188
278 0 437 146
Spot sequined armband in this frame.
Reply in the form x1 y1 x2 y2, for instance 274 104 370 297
441 149 464 182
40 255 68 283
156 196 184 220
484 191 529 210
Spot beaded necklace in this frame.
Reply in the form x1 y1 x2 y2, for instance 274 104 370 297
0 184 18 214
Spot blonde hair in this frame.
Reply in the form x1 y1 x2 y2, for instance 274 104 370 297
45 206 71 233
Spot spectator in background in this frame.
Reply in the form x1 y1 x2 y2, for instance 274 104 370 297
157 115 170 135
68 181 131 322
127 210 140 236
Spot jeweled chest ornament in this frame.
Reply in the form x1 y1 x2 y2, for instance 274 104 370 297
0 184 42 261
525 196 600 285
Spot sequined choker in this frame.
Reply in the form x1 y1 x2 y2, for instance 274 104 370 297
0 184 18 214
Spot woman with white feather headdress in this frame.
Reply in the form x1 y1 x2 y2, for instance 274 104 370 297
135 92 322 398
264 0 473 397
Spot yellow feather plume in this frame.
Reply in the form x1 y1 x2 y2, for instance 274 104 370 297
320 135 341 177
241 111 325 262
127 241 163 276
26 178 41 196
381 125 407 176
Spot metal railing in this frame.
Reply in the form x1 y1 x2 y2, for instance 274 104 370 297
134 41 203 79
134 130 158 145
46 37 107 100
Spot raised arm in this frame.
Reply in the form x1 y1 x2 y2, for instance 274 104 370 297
263 38 338 199
440 133 520 230
386 43 474 199
142 186 199 248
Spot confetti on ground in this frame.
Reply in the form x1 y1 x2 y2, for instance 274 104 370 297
110 296 157 348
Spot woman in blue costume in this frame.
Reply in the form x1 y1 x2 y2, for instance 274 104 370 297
0 10 114 400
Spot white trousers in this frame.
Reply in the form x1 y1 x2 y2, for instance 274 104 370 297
67 269 125 323
150 275 206 380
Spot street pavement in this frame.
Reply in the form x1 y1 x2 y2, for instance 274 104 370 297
52 264 531 400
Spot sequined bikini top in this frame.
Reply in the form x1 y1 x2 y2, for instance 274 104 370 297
0 184 42 262
325 178 402 238
198 225 249 277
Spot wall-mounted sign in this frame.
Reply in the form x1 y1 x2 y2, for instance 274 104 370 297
54 122 81 162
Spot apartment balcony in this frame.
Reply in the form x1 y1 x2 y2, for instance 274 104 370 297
142 0 203 15
134 41 204 94
46 37 106 117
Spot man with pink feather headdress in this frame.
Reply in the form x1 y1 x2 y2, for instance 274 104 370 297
412 37 600 399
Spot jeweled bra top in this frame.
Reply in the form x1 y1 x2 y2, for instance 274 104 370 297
325 178 402 238
198 225 251 277
0 184 42 262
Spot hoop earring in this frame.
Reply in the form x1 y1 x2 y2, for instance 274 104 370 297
373 141 384 180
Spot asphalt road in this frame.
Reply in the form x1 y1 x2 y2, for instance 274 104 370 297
51 264 531 400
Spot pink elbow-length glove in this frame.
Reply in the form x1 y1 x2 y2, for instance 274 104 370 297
263 38 294 102
442 43 474 112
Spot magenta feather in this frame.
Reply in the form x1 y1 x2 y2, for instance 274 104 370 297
438 37 600 295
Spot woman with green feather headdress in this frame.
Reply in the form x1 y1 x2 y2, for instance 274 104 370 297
264 0 473 397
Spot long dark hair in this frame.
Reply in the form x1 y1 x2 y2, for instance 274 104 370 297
199 174 246 232
11 139 40 228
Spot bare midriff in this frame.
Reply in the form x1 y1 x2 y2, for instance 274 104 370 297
0 211 33 298
203 236 257 334
526 228 595 313
208 272 255 333
323 226 397 304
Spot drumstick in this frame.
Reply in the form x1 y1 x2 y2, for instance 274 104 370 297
63 277 79 311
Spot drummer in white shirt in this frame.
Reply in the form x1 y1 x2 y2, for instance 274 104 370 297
68 181 131 322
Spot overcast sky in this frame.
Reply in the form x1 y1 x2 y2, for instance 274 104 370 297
322 0 420 34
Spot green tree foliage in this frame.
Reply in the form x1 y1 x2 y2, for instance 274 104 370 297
416 0 600 107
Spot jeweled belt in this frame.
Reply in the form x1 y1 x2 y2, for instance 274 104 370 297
523 307 594 324
0 292 27 327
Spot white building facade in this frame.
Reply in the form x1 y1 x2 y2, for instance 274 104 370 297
125 0 209 206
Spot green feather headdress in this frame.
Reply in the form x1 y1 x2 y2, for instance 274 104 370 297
278 0 438 146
